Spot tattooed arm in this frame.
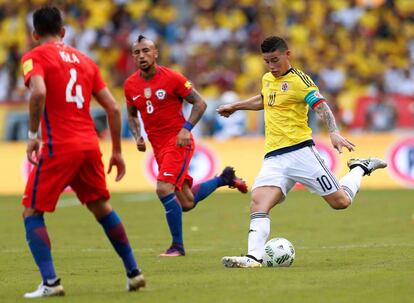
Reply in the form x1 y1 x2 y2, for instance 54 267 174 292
127 105 146 152
176 89 207 147
183 89 207 126
314 102 355 153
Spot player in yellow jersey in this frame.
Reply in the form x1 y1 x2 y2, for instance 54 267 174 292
218 36 387 268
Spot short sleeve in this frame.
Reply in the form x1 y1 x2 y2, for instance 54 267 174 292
296 74 326 109
304 89 326 109
172 70 192 98
124 80 134 107
92 62 106 94
21 52 44 88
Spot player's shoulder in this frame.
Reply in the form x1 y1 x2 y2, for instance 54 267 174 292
124 70 140 86
21 44 45 61
288 68 316 88
158 65 185 78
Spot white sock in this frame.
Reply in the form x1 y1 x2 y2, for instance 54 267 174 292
339 166 364 202
247 212 270 260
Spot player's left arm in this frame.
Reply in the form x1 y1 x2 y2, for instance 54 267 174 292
314 102 355 153
177 89 207 147
26 75 46 165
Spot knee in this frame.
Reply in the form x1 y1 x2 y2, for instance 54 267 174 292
156 184 174 198
86 198 112 219
176 195 194 212
22 207 43 219
250 196 263 213
330 196 351 210
182 206 192 212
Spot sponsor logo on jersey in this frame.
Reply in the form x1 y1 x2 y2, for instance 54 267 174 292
155 89 166 100
281 82 289 92
23 59 33 76
388 137 414 186
144 87 152 99
184 81 192 89
132 95 141 101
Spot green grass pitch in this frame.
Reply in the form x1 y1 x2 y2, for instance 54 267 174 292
0 190 413 302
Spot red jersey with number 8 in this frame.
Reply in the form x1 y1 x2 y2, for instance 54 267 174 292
124 65 193 152
21 41 105 156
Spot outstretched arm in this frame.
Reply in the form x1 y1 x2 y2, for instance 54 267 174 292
126 105 146 152
314 102 355 153
177 89 207 147
94 87 125 181
217 94 264 117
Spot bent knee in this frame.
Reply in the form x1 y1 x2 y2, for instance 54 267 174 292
330 197 351 210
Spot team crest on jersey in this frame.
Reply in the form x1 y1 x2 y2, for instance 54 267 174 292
144 88 152 99
281 82 289 92
155 89 166 100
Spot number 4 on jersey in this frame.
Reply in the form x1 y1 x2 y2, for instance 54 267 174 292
66 68 84 109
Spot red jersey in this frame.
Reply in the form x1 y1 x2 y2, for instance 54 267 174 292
21 41 106 156
124 65 193 152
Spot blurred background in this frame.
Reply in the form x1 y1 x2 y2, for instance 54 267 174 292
0 0 413 192
2 0 414 139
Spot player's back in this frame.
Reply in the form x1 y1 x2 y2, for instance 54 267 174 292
22 41 105 155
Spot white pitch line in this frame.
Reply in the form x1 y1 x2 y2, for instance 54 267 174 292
2 243 414 254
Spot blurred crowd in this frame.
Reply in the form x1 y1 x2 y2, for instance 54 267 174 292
1 0 413 140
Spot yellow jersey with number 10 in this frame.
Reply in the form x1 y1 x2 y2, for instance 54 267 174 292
261 68 325 156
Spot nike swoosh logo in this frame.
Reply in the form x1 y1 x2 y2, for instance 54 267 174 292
163 172 174 176
132 95 141 101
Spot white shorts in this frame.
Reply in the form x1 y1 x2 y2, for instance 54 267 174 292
252 146 340 198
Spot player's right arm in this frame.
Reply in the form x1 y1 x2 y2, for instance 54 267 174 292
126 105 146 152
26 75 46 165
216 94 264 117
314 102 355 154
94 87 126 181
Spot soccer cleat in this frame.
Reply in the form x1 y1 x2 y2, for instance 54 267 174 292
347 158 387 176
222 255 262 268
220 166 248 193
24 280 65 298
127 273 146 291
159 243 185 257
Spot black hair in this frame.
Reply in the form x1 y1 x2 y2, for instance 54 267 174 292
137 34 146 42
261 36 288 53
33 6 63 37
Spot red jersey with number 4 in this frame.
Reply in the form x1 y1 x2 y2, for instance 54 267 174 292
124 65 193 152
21 41 106 156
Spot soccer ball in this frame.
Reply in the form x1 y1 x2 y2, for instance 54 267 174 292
262 237 295 267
